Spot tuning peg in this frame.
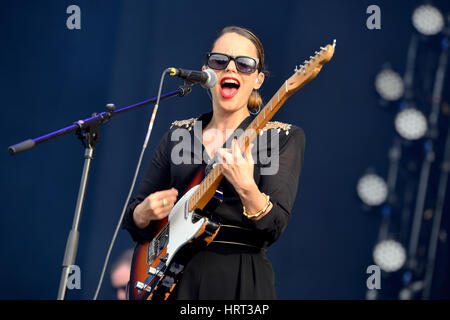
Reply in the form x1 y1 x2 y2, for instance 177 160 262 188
304 60 311 65
333 39 337 48
310 56 316 61
300 65 306 75
320 46 326 51
296 65 306 75
315 50 321 57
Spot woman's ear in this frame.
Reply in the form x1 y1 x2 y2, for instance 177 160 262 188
254 72 265 90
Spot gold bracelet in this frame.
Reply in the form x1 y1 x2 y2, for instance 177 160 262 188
242 193 271 219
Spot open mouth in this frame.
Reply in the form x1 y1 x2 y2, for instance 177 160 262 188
219 77 240 99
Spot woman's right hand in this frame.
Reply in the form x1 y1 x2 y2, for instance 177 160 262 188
133 188 178 229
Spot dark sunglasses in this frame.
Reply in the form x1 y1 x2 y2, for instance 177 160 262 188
206 52 259 74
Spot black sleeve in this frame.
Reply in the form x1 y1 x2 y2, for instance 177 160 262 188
248 126 306 245
122 130 171 243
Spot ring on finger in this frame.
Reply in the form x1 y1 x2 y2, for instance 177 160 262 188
162 198 168 207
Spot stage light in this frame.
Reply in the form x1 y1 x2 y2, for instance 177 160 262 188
394 108 428 140
357 173 388 206
373 239 407 272
375 69 404 101
412 4 445 36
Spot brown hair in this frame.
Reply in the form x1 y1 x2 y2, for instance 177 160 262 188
211 26 266 112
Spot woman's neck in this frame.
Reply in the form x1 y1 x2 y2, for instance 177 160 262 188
206 105 250 132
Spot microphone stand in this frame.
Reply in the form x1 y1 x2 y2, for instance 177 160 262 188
8 83 193 300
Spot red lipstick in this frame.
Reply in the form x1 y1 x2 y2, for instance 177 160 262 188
219 77 240 99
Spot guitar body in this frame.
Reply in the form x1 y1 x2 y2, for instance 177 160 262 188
128 185 221 300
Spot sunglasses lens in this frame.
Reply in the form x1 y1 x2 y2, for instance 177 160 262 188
207 53 258 74
208 54 229 70
236 57 257 74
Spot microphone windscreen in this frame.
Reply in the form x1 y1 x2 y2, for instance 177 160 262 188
202 69 217 89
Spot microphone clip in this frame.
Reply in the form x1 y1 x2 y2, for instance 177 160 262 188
177 81 194 97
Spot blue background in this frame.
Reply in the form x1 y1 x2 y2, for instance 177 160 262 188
1 0 449 299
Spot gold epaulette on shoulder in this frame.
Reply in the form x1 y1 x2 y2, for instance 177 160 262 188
170 118 197 131
260 121 292 135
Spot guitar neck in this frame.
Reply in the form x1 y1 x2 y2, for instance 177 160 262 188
187 40 336 212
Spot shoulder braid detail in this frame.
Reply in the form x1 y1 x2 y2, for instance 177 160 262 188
170 118 197 131
260 121 292 135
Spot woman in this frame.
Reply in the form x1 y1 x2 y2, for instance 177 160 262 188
123 26 305 299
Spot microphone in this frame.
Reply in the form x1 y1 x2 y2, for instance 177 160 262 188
167 68 217 89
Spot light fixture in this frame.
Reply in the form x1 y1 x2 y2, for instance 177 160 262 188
394 108 428 140
375 69 405 101
357 173 388 206
373 239 407 272
412 4 445 36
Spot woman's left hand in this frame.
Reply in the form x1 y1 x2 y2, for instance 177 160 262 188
216 138 256 195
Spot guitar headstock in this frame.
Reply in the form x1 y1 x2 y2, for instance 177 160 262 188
286 39 336 94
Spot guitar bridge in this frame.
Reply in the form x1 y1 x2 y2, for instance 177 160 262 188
147 266 164 277
135 281 152 292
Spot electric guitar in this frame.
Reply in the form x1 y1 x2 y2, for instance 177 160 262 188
128 40 336 300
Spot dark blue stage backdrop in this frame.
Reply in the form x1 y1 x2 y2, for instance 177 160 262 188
1 0 449 300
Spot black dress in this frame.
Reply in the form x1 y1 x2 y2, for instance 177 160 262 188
122 111 306 299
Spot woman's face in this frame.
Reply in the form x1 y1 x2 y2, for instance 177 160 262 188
206 32 264 114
